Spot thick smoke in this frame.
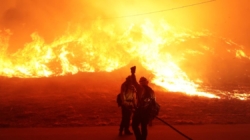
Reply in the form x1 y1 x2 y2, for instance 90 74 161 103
0 1 92 51
0 0 151 49
1 0 249 52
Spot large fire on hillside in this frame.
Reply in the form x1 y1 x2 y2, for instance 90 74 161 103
0 0 250 100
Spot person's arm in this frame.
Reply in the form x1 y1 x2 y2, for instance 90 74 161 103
151 89 156 105
152 90 156 100
132 87 137 109
130 66 140 90
120 84 126 106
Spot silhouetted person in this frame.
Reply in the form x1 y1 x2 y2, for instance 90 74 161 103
131 66 156 140
119 76 136 136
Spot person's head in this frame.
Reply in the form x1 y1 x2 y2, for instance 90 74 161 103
139 77 148 86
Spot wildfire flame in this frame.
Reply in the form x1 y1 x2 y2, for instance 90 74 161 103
0 18 249 99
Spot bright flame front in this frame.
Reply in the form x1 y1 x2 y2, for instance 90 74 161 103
1 19 249 99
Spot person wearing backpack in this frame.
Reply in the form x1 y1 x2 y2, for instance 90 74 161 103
130 66 158 140
118 76 136 136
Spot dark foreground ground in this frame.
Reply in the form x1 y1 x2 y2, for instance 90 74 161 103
1 74 250 140
1 73 250 127
1 124 250 140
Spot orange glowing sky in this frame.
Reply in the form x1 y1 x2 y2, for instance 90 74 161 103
0 0 249 52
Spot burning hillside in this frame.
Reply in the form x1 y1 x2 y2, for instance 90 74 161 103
0 1 250 128
0 0 250 100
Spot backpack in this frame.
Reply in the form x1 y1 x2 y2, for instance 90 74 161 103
143 86 160 121
117 83 133 107
117 93 122 107
148 100 160 121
